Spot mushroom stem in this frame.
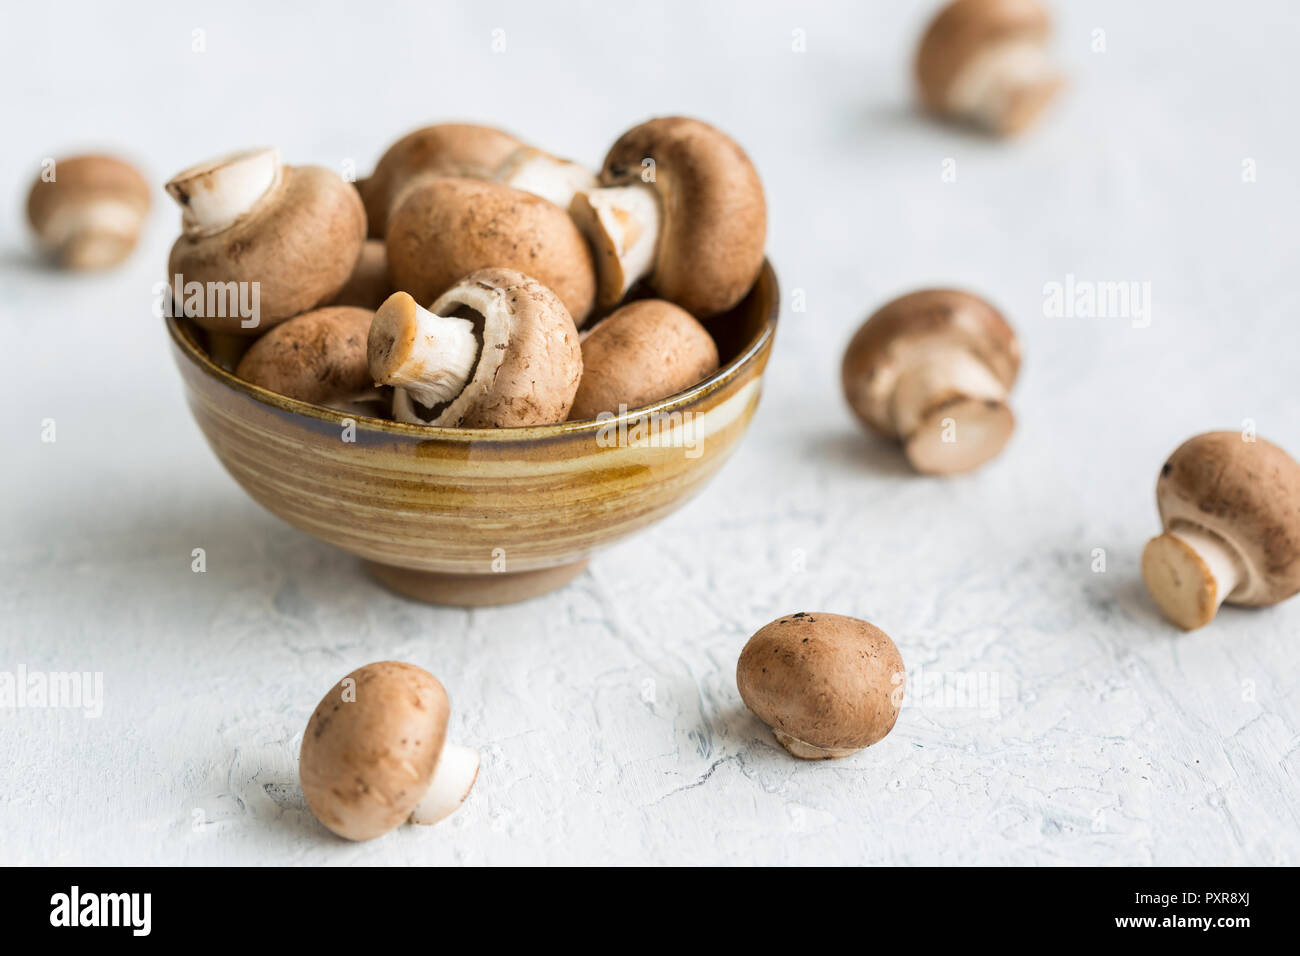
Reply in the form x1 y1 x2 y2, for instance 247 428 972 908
891 345 1007 437
889 344 1014 474
772 730 859 760
409 743 480 825
496 148 597 210
40 198 144 268
1142 525 1245 630
166 147 282 236
368 292 480 410
947 39 1063 134
569 182 662 307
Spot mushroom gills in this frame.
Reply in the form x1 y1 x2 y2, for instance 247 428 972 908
409 743 480 825
166 147 282 236
496 148 597 209
946 39 1063 133
889 344 1013 474
369 293 483 419
569 182 662 308
1142 525 1245 630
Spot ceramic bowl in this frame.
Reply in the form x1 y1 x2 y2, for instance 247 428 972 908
166 262 779 605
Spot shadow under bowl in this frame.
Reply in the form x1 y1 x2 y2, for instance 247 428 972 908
165 262 780 605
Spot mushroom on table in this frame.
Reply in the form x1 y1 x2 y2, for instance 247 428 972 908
299 661 479 842
916 0 1065 136
569 116 766 318
1142 431 1300 630
737 612 905 760
26 154 151 270
842 288 1021 475
368 268 583 427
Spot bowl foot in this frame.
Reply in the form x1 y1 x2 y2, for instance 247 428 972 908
364 559 590 606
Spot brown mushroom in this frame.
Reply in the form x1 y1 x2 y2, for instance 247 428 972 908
331 239 392 310
368 268 583 427
568 299 719 420
1142 432 1300 630
568 116 766 318
842 289 1021 475
916 0 1065 136
357 123 524 237
235 306 383 414
165 148 366 336
358 123 595 237
26 154 151 270
386 177 596 325
737 612 905 760
299 661 479 842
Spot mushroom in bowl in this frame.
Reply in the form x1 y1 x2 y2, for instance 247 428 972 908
165 262 779 605
569 116 766 318
356 122 594 237
368 269 582 427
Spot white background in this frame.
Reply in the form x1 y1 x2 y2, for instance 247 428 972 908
2 0 1299 865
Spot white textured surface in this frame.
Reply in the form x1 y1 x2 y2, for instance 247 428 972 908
3 0 1299 865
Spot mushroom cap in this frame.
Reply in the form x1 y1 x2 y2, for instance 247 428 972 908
299 661 450 842
598 117 766 319
841 288 1020 438
331 239 392 310
387 177 596 325
1155 432 1300 606
358 123 524 237
168 164 366 335
388 268 583 427
737 612 905 755
916 0 1052 113
26 154 151 269
569 299 719 420
235 306 374 405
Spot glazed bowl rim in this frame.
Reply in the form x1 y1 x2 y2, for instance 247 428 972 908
165 261 779 443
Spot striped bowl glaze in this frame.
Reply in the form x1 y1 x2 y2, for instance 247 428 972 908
166 262 780 605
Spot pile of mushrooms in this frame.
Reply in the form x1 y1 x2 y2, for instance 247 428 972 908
162 117 766 427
